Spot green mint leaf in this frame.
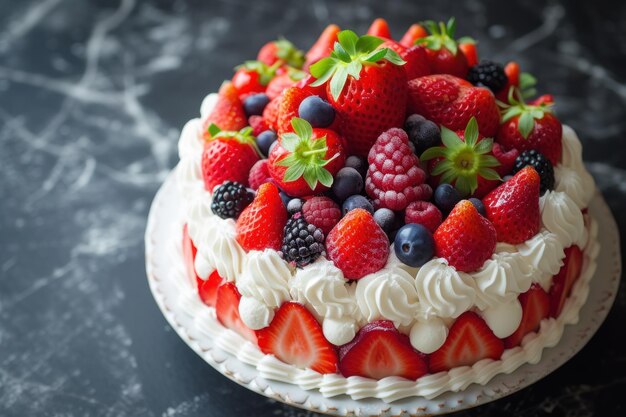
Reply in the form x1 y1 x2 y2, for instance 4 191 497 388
518 111 535 139
291 117 312 141
440 126 464 150
284 162 307 182
208 123 221 137
479 168 502 181
383 48 406 65
302 167 318 190
280 132 301 151
362 48 387 63
419 146 447 161
330 65 349 100
474 138 494 155
317 167 334 187
356 35 384 53
337 30 358 56
463 117 479 146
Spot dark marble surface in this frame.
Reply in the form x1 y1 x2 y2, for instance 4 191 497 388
0 0 624 416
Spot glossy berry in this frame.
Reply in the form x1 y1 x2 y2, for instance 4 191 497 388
287 198 304 215
404 114 441 156
468 197 486 217
394 224 435 267
513 150 554 195
467 61 508 93
404 201 442 233
302 196 342 236
373 208 396 234
345 155 368 179
342 195 374 216
298 95 335 128
210 181 254 219
248 159 271 190
332 167 363 202
434 183 461 215
256 130 277 157
281 213 325 267
243 93 270 117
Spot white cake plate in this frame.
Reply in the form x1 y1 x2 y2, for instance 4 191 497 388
145 170 621 416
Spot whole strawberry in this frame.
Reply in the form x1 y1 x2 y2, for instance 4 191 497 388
231 61 277 99
201 125 260 191
304 24 340 70
236 182 288 251
326 208 389 280
365 128 429 211
433 200 496 272
268 118 345 197
408 74 500 137
366 18 392 39
381 39 430 80
257 38 305 68
276 86 313 135
265 67 306 100
483 166 541 244
497 92 562 165
414 18 471 78
202 81 247 138
310 30 408 158
262 95 281 131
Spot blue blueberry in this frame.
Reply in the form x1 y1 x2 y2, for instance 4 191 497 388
243 93 270 117
257 130 277 157
394 224 435 267
468 197 486 216
342 195 374 215
332 167 363 202
404 114 441 156
345 155 368 179
298 95 335 128
374 208 396 234
434 183 461 214
287 198 304 215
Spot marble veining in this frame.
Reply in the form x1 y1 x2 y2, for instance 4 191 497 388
0 0 623 416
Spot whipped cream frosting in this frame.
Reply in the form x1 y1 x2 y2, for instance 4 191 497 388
480 299 523 338
554 126 595 209
194 216 245 282
409 317 448 354
517 230 565 292
540 190 588 248
239 295 275 330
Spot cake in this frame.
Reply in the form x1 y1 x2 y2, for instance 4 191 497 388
173 18 598 401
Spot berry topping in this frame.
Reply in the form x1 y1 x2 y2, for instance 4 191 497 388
202 81 248 137
257 38 305 68
404 201 442 233
429 311 504 373
400 23 428 47
287 198 304 215
302 196 342 236
298 95 336 128
373 208 396 234
366 18 392 39
281 213 326 267
549 245 583 318
342 195 374 216
243 93 270 117
210 181 254 219
332 167 364 202
433 183 461 215
404 114 441 156
365 128 429 211
394 223 435 267
326 208 389 280
248 159 271 190
216 282 258 343
344 155 368 179
304 24 340 71
483 166 541 244
232 61 276 98
466 60 507 93
468 197 486 216
257 302 338 374
248 115 269 136
256 130 277 157
277 86 314 135
236 182 288 252
513 150 555 195
262 95 281 131
415 18 472 78
503 284 550 348
434 200 497 272
266 68 306 99
338 320 428 380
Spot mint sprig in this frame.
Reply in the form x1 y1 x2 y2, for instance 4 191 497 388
276 118 337 190
309 30 405 100
415 17 474 55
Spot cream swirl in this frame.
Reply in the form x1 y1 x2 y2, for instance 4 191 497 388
200 92 219 119
555 125 595 208
473 249 534 310
540 190 587 247
517 230 565 291
480 299 523 338
415 258 475 319
194 216 245 282
238 249 292 307
409 317 448 354
239 296 274 330
355 266 420 327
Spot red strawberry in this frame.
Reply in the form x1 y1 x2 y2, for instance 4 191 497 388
236 182 288 251
365 128 429 211
231 61 276 99
405 201 442 233
197 271 224 307
471 143 519 198
400 23 428 47
302 196 342 236
309 30 408 158
182 224 198 284
497 95 563 165
503 284 550 348
429 311 504 373
201 126 260 191
266 68 306 100
381 40 430 80
276 86 313 135
434 200 496 272
415 18 470 78
326 208 390 280
459 42 478 67
216 282 257 343
202 81 247 137
408 74 500 137
483 166 541 244
257 38 305 68
366 18 392 39
248 159 271 190
257 302 338 374
530 94 554 106
495 61 520 102
268 118 345 197
338 320 428 380
294 74 328 99
248 115 269 136
304 24 340 70
262 95 281 131
549 245 583 318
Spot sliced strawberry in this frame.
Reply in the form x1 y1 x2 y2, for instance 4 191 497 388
429 311 504 373
197 271 224 307
549 245 583 318
182 224 198 284
215 282 257 344
503 284 550 348
304 24 340 70
400 23 428 47
257 302 338 374
338 320 428 380
366 18 392 39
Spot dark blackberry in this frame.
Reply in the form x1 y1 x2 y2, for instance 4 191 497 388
467 61 508 93
513 150 555 195
210 181 254 219
281 213 325 267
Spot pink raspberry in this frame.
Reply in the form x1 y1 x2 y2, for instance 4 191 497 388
248 159 271 190
365 128 429 211
249 115 269 136
302 196 342 236
405 201 442 233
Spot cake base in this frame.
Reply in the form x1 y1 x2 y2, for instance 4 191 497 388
145 168 620 416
